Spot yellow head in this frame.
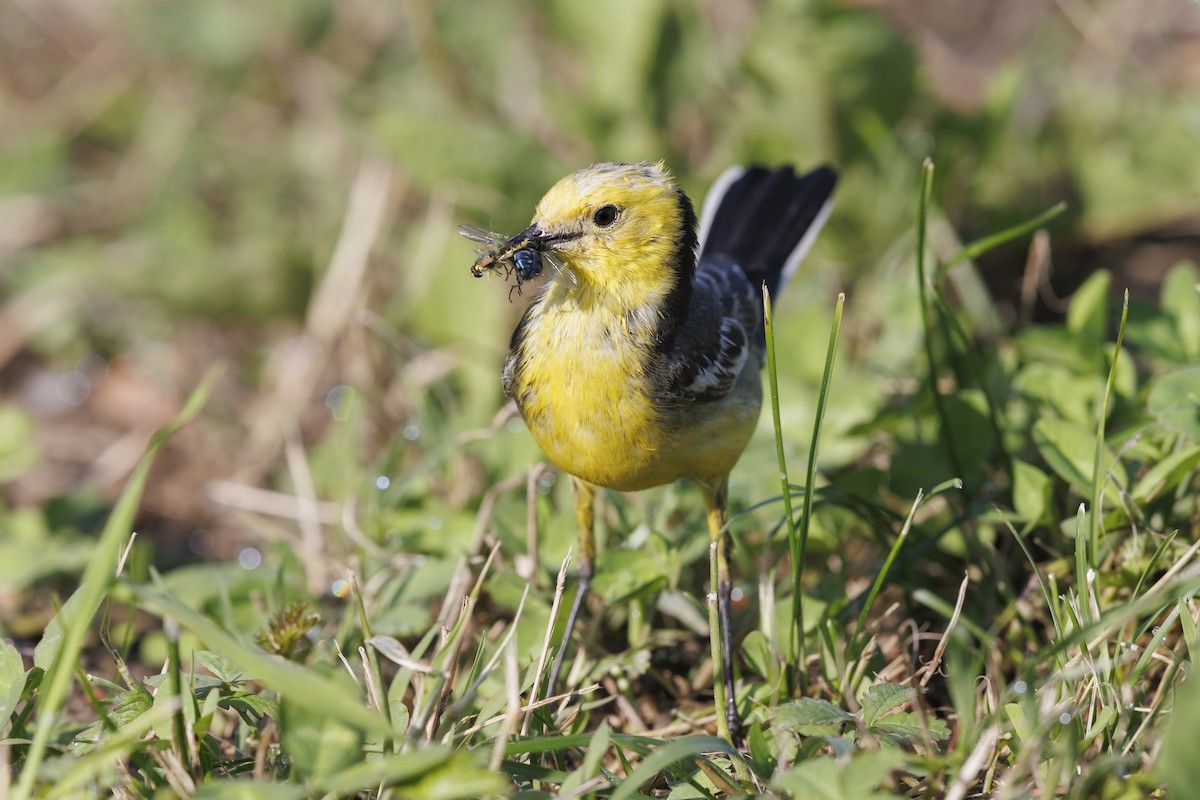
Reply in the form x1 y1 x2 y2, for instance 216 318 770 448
506 162 698 312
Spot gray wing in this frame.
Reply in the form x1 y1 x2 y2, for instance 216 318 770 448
657 255 762 403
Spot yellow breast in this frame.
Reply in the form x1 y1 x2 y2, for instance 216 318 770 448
513 301 669 490
511 288 765 492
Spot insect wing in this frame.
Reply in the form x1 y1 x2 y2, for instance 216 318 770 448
457 224 506 246
459 224 510 277
542 250 578 288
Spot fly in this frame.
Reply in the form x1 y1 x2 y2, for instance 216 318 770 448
458 224 578 298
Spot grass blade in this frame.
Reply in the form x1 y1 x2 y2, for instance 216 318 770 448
914 158 964 481
1089 290 1130 564
766 286 846 695
942 201 1068 272
13 366 221 800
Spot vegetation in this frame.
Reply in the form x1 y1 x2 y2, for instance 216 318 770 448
2 0 1198 797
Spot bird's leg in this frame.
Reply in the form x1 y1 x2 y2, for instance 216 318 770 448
546 477 597 699
704 479 741 746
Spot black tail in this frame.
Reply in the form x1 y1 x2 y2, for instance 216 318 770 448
697 164 837 300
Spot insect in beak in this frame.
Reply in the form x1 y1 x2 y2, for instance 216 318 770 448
460 223 578 295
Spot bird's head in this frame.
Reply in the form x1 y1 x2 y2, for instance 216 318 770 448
501 162 698 309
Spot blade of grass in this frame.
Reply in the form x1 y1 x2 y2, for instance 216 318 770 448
762 285 798 693
914 158 965 482
1089 290 1129 564
13 366 220 800
942 201 1068 272
609 736 740 800
849 488 922 662
1075 504 1091 626
1130 602 1182 685
765 287 845 696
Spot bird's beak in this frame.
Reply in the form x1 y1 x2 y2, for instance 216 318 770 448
497 224 546 261
499 224 580 260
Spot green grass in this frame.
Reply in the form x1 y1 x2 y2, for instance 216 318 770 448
5 161 1199 797
3 0 1200 797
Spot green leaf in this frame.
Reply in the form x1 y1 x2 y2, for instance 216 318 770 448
1148 366 1200 438
279 675 365 784
943 389 993 484
871 710 951 741
859 683 914 727
196 649 246 684
610 736 740 800
400 752 511 800
1066 269 1111 348
1162 261 1200 362
1131 445 1200 503
0 641 27 732
1012 362 1095 425
1032 416 1122 502
772 749 907 800
0 403 38 483
592 547 670 603
1162 675 1200 797
1013 459 1053 525
561 721 612 794
191 783 307 800
316 747 454 794
739 630 773 679
775 697 854 733
1004 702 1034 743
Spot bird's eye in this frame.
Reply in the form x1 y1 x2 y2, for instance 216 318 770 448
592 205 620 227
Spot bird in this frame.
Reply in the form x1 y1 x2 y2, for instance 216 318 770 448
471 161 837 742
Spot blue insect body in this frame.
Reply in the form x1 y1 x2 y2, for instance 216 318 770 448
512 248 542 282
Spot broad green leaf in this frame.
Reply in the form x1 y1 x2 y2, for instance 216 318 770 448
401 752 511 800
943 389 993 485
860 683 914 727
871 710 951 741
1032 416 1122 503
775 697 854 734
1132 445 1200 503
1012 362 1095 425
0 640 22 698
0 641 26 732
772 749 907 800
1148 366 1200 438
592 547 670 603
196 649 246 683
739 630 773 680
1162 261 1200 362
1013 459 1053 525
1066 269 1111 348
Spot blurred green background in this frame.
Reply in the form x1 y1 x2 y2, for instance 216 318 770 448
1 0 1198 600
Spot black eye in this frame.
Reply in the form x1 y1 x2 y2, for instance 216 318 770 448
592 205 619 227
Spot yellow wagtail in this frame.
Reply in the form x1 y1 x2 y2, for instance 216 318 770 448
468 161 836 741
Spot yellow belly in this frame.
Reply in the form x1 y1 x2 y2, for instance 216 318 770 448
513 305 763 491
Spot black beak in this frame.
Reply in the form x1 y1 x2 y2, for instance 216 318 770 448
498 225 545 260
